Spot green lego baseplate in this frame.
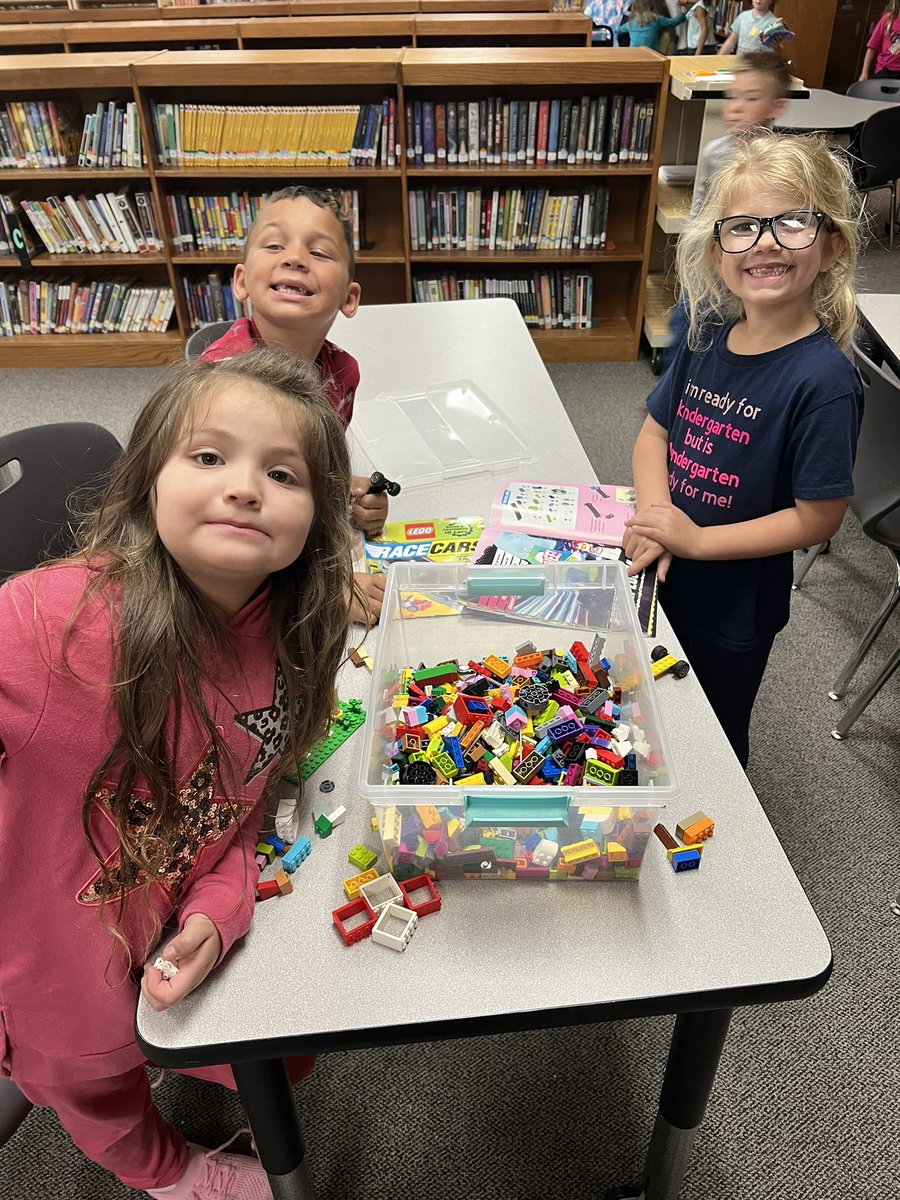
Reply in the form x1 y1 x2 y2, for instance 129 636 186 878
283 698 367 784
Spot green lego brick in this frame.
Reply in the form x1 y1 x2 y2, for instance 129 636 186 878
282 699 366 784
348 844 378 872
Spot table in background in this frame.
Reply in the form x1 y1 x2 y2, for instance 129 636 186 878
775 86 896 134
858 293 900 378
137 299 832 1200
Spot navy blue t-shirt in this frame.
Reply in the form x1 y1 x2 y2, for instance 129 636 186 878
647 322 862 650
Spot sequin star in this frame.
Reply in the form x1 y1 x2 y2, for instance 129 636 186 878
78 748 242 905
234 664 289 784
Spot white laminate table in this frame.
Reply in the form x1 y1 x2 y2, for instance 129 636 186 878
137 300 832 1200
775 86 897 134
858 293 900 376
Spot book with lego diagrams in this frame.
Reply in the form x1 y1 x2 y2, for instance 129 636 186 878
486 478 636 546
470 529 658 638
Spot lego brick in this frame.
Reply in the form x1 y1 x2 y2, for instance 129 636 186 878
332 898 377 945
342 867 379 900
348 844 378 872
371 902 419 951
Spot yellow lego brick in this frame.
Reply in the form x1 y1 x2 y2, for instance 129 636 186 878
447 818 462 838
425 735 443 759
560 838 601 864
416 804 442 828
380 806 402 852
607 841 627 863
371 816 379 832
423 714 449 737
490 758 516 786
454 772 487 786
392 694 410 709
618 806 632 820
343 867 379 900
483 654 512 679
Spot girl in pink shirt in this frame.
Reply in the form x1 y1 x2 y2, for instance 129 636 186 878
860 1 900 79
0 349 356 1198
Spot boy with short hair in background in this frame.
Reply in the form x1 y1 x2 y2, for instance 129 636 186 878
718 0 782 55
201 185 388 619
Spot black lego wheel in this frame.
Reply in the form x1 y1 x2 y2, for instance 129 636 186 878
672 660 691 679
650 644 669 662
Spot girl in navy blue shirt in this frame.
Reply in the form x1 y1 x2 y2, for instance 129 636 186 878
624 132 862 767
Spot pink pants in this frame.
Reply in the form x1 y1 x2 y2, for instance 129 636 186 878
16 1056 315 1192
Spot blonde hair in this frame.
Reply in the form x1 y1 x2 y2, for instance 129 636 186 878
677 130 861 349
57 349 355 971
629 0 657 26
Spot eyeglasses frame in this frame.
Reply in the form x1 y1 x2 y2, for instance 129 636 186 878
712 211 829 254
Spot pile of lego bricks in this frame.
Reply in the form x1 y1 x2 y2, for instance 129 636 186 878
374 636 664 881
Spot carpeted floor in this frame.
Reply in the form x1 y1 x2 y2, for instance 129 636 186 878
0 240 898 1200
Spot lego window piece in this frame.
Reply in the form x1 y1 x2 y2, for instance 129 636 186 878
371 902 419 951
398 873 442 916
332 898 378 945
359 872 403 913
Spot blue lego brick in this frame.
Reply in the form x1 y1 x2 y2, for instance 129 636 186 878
282 836 312 873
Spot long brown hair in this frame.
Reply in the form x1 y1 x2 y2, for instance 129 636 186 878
66 348 355 965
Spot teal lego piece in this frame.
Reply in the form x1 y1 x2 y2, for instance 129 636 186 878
282 699 366 784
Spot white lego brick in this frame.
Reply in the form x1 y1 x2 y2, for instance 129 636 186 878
371 902 418 952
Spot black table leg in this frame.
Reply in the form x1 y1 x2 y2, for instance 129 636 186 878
605 1008 734 1200
232 1059 318 1200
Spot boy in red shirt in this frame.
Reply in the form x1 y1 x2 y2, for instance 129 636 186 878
201 186 387 618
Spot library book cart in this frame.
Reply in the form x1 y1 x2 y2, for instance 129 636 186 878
0 47 669 366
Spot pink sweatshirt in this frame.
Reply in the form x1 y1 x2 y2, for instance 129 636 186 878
0 564 286 1085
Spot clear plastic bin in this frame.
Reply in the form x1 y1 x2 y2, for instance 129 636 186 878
358 561 678 881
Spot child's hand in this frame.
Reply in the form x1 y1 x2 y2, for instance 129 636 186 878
626 503 703 565
349 475 389 537
350 570 385 624
141 913 222 1013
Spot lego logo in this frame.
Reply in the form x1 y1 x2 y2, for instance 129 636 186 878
404 524 435 539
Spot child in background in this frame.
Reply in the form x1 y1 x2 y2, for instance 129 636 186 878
679 0 717 54
619 0 685 50
0 349 356 1198
625 133 863 768
718 0 783 54
859 0 900 79
661 51 791 369
200 185 387 620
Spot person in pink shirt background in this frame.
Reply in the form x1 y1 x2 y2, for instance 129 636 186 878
859 0 900 79
0 349 356 1199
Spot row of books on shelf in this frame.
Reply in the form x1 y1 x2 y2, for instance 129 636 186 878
166 188 363 253
411 269 595 331
0 100 146 171
0 276 175 337
1 190 163 257
405 95 655 169
408 185 610 254
182 271 250 329
149 100 398 168
709 0 744 31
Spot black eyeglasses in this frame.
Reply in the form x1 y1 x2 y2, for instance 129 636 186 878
713 211 828 253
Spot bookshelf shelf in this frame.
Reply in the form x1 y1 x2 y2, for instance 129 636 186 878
0 47 668 362
1 329 183 367
153 167 402 179
409 246 643 263
405 164 654 178
655 180 690 234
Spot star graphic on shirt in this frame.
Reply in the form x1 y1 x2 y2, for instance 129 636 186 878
234 664 290 784
77 748 242 905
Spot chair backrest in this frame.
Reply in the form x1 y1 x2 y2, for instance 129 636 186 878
850 340 900 551
0 422 122 581
847 79 900 102
184 320 234 361
853 105 900 189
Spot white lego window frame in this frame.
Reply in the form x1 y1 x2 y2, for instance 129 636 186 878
371 902 419 952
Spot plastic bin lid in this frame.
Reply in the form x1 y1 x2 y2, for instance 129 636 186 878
349 379 534 490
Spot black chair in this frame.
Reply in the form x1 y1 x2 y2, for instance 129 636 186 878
0 421 120 1144
184 319 234 361
848 105 900 249
829 341 900 739
0 422 121 581
847 79 900 102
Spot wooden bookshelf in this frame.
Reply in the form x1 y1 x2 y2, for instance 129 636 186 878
237 14 417 48
0 0 555 20
0 47 668 364
64 16 241 46
413 12 590 47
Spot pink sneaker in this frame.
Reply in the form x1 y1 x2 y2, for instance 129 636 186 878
146 1140 271 1199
